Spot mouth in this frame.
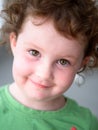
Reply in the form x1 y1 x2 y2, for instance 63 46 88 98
29 79 52 89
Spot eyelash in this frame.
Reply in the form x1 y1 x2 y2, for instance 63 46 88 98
28 49 40 57
57 59 71 67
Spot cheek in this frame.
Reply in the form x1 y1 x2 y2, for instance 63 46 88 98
55 70 76 87
12 56 33 77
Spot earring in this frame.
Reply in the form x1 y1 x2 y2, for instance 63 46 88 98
75 73 85 87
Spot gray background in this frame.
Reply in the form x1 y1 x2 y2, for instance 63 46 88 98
0 0 98 117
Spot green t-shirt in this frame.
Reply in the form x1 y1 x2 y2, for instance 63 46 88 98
0 85 98 130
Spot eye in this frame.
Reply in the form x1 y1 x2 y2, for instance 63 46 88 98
28 49 40 57
57 59 70 67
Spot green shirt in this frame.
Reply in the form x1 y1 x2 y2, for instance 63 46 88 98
0 85 98 130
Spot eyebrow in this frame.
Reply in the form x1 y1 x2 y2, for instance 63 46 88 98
24 41 44 52
60 55 79 61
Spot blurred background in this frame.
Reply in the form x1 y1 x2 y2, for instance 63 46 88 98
0 0 98 117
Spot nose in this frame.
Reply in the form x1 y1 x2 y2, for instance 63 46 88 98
35 61 54 81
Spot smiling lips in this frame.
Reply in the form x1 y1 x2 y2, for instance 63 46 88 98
29 79 52 89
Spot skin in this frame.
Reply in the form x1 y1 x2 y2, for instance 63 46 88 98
9 17 87 111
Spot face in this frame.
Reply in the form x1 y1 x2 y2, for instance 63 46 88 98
10 17 85 103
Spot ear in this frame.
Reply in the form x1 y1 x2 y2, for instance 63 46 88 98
79 56 90 72
10 32 17 55
77 56 90 73
81 56 90 67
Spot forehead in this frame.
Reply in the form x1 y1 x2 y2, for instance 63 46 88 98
18 16 86 52
21 16 87 40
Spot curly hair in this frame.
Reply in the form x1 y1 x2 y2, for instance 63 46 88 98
0 0 98 69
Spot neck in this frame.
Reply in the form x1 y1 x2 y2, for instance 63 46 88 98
29 96 66 111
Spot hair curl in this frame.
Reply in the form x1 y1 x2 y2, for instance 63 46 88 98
0 0 98 70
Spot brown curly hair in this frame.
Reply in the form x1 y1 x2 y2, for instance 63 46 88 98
0 0 98 69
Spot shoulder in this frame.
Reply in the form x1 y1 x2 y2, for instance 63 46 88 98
66 97 98 129
67 97 96 118
0 84 9 107
0 84 8 95
67 98 92 115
